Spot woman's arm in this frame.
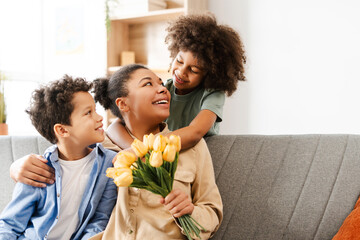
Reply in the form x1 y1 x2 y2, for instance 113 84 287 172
106 119 134 149
189 139 223 239
10 154 55 188
169 109 217 150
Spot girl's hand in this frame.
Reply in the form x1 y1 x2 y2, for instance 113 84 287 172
160 189 194 218
10 154 55 188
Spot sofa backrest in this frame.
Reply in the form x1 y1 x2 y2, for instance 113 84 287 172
1 134 359 240
206 134 360 240
0 136 52 212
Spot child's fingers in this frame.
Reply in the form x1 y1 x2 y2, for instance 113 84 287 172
16 171 48 188
33 155 49 164
25 155 55 181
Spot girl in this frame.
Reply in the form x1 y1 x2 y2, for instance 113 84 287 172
90 64 222 239
106 13 246 150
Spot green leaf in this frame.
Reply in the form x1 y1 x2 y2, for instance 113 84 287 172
170 153 178 187
160 167 172 192
156 168 166 190
147 180 169 197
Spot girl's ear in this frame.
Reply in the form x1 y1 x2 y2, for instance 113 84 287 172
115 97 130 112
54 124 70 138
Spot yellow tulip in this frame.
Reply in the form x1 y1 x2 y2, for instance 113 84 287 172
169 134 181 152
149 150 163 167
106 167 118 179
114 151 136 168
131 139 148 158
163 144 177 162
153 135 168 152
143 133 155 150
106 167 132 179
114 170 133 187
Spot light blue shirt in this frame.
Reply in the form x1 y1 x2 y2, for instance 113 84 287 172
0 143 117 240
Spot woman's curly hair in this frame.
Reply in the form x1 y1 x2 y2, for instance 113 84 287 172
165 13 246 96
26 75 92 144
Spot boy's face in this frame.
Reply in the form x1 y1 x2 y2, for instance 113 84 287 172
171 50 207 95
66 91 104 147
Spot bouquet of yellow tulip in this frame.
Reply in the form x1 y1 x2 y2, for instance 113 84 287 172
106 134 206 240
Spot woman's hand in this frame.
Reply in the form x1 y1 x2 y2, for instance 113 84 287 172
160 189 194 218
10 154 55 188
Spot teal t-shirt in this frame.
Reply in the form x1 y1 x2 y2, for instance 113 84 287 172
165 79 225 136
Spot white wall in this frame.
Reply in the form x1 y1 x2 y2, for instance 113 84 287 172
3 0 360 135
209 0 360 135
0 0 107 135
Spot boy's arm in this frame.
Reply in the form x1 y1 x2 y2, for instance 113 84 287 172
80 177 117 239
106 119 134 149
169 109 217 150
0 183 40 239
10 154 55 187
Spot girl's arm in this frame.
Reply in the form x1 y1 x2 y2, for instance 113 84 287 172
169 109 217 150
106 119 133 149
10 154 55 187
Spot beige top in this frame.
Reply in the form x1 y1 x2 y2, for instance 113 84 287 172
91 124 223 240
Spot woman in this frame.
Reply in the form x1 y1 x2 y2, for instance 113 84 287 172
91 64 223 239
10 64 223 239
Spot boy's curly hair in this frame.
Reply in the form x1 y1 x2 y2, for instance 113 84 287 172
26 75 93 144
165 13 246 96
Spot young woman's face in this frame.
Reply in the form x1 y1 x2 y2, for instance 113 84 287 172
171 50 207 95
124 68 171 124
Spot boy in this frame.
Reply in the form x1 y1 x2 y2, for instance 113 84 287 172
0 75 117 239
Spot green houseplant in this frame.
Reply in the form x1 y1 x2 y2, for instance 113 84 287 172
0 71 7 135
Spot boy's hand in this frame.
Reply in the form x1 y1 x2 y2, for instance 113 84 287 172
10 154 55 187
160 189 194 218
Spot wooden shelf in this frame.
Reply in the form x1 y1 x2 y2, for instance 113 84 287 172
110 8 185 24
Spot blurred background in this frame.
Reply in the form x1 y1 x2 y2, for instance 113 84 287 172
1 0 360 135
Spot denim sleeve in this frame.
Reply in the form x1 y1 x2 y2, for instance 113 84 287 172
0 183 39 239
80 178 117 239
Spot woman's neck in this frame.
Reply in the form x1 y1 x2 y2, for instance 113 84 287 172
125 122 162 140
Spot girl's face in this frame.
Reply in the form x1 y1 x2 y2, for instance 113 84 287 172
171 50 207 95
122 68 171 124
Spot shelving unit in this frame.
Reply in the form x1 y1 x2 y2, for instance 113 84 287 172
105 0 207 125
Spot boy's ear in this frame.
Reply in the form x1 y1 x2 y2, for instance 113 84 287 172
115 97 129 112
54 124 70 138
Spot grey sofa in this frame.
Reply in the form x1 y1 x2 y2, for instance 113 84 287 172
1 135 359 239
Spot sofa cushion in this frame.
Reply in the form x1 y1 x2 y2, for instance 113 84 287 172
206 134 360 240
0 136 52 212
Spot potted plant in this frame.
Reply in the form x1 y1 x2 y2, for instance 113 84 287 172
0 71 8 135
